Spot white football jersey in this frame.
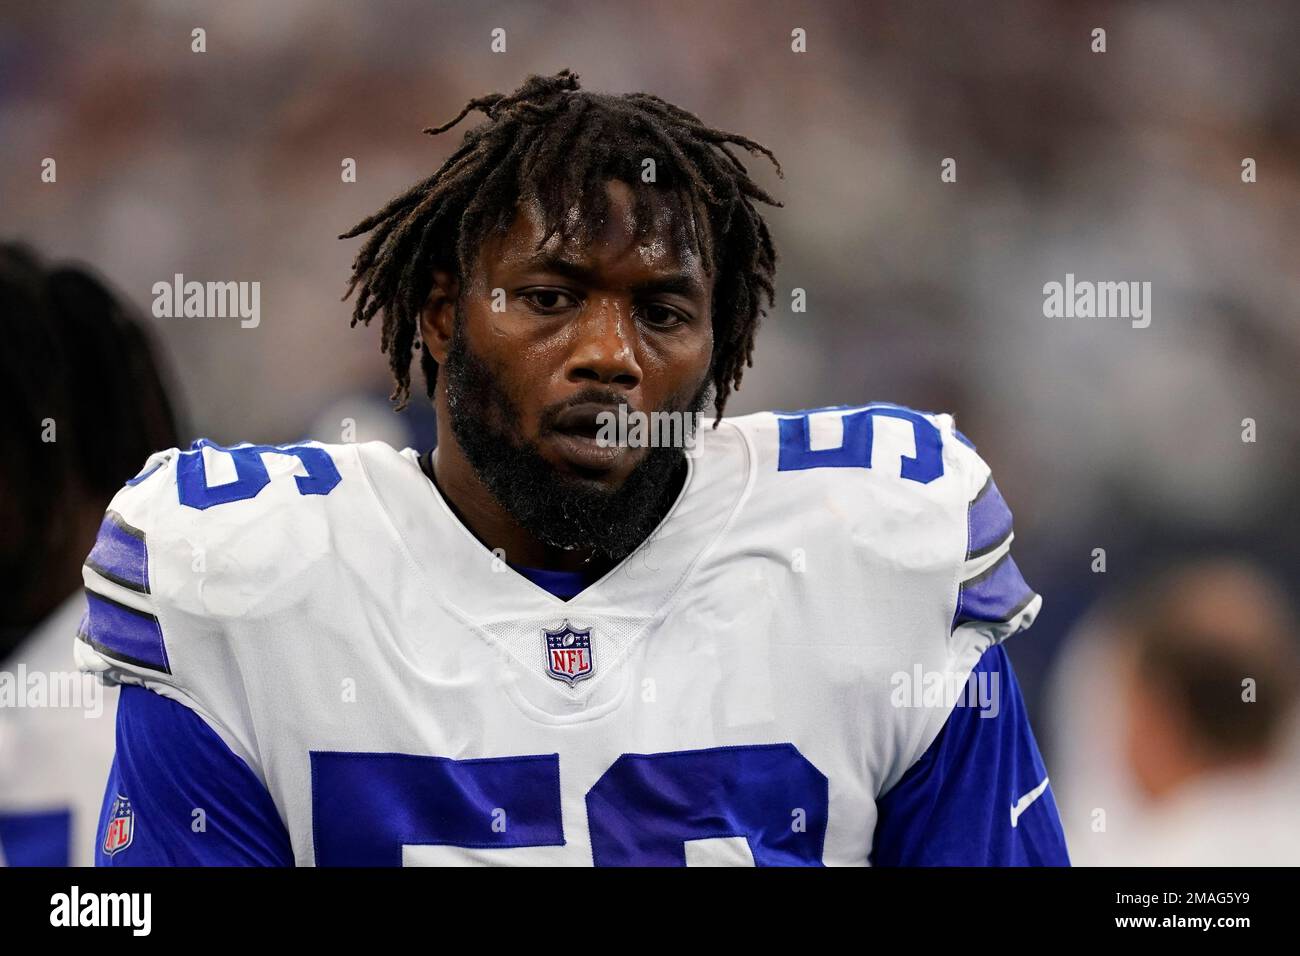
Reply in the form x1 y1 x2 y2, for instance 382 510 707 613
77 404 1046 866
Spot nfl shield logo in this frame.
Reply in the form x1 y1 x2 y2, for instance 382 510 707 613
103 794 134 856
544 620 595 686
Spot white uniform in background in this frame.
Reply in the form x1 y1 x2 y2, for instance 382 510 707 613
0 593 117 866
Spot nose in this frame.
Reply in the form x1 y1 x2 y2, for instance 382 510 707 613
564 295 641 389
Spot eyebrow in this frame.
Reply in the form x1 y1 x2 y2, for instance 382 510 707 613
515 253 707 299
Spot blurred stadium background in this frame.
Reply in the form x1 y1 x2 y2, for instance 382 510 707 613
2 0 1297 863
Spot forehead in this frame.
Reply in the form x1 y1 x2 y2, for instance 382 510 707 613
483 179 710 280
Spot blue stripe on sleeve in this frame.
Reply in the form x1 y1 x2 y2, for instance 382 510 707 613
84 511 150 593
952 553 1036 631
966 478 1013 559
871 643 1070 866
80 592 170 674
95 685 294 866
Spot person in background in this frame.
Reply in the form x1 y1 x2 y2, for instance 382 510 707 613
0 243 182 865
1050 558 1300 865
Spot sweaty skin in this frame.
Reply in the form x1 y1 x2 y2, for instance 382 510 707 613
419 179 715 573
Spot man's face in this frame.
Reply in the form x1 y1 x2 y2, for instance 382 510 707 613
430 179 716 558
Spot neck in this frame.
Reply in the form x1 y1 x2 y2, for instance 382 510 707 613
423 427 686 574
422 442 604 573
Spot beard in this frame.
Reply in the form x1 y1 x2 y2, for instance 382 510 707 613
440 320 710 563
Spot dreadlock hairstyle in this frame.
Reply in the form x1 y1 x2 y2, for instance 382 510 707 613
340 69 781 420
0 242 182 642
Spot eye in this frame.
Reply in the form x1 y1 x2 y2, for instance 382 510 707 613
639 303 689 329
520 288 579 313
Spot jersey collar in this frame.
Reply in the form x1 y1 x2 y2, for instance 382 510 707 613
361 423 752 625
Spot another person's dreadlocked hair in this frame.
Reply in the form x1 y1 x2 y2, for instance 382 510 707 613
0 242 182 645
341 69 781 420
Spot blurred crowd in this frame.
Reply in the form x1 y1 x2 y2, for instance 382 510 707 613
1 0 1297 864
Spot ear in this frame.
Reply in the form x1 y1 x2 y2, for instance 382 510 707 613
420 270 459 365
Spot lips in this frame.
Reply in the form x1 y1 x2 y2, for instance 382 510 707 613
547 431 626 473
551 402 623 439
547 402 634 474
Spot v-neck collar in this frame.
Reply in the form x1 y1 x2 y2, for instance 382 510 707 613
508 563 598 601
359 424 752 626
414 446 673 605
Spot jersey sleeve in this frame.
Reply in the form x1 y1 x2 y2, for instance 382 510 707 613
943 420 1041 648
871 418 1063 864
863 416 1055 858
96 685 293 866
76 446 199 701
871 642 1069 865
75 439 343 765
75 441 340 866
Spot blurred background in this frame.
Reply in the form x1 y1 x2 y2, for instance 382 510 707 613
2 0 1297 864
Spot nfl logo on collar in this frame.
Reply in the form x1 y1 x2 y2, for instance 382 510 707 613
103 794 134 856
544 620 594 686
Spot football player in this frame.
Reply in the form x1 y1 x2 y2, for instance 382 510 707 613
79 71 1068 865
0 243 181 864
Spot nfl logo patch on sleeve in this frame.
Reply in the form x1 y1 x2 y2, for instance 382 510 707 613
103 794 135 856
543 620 594 686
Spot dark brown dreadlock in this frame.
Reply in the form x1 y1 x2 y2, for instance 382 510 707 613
340 69 781 420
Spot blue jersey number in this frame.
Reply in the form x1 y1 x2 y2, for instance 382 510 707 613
311 744 828 866
176 439 342 509
587 745 828 866
777 404 944 483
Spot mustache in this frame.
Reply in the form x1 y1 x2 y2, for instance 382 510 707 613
537 383 709 434
537 389 632 434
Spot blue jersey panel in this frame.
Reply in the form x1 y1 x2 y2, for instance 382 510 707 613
871 643 1069 866
96 685 293 866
